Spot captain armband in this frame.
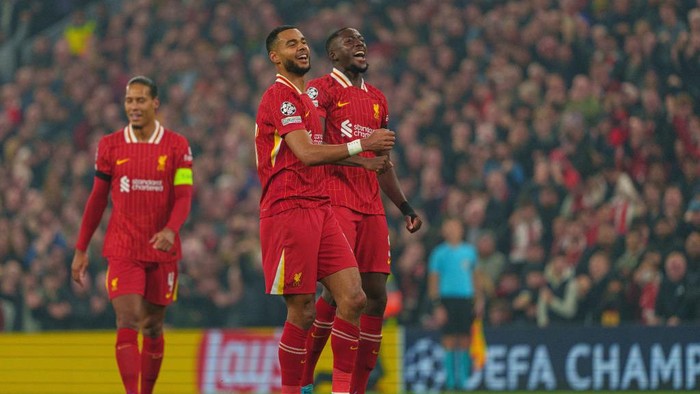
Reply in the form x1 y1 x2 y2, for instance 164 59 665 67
173 168 193 186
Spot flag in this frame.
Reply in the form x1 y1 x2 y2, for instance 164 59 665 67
470 317 487 370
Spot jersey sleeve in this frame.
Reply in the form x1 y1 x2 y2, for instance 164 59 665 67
95 137 113 179
379 90 389 128
173 136 194 186
270 90 307 137
307 78 329 118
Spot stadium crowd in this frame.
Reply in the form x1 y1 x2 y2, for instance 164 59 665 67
1 0 700 332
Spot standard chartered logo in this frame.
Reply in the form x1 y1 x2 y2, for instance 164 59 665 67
119 176 163 193
341 119 353 138
120 176 130 192
340 119 373 139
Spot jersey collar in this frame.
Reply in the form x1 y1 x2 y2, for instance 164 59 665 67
275 74 303 95
330 68 367 92
124 120 164 144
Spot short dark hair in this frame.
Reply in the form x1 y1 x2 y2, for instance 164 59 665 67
127 75 158 98
325 27 352 55
266 25 298 53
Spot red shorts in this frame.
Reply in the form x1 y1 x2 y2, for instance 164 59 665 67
333 206 391 274
260 205 357 295
105 258 178 306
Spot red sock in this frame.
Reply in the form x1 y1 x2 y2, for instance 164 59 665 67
115 328 140 394
350 314 383 394
331 317 360 393
141 335 164 394
279 321 308 393
302 297 336 386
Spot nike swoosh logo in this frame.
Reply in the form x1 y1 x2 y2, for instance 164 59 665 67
116 158 130 165
311 333 325 338
350 346 359 350
337 101 350 107
372 350 379 355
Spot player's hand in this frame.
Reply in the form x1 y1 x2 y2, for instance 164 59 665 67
405 214 422 233
361 128 395 152
150 228 176 253
71 249 89 287
363 155 393 174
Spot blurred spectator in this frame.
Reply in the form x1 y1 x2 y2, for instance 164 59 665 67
474 231 507 297
651 251 700 325
537 255 578 327
63 10 95 57
613 225 646 279
0 259 23 331
575 251 619 325
631 258 661 325
510 266 546 326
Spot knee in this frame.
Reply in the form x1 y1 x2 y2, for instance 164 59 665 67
365 291 388 316
286 294 317 329
142 318 164 338
343 287 367 314
115 311 141 331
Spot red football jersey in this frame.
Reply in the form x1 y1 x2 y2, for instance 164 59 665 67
95 121 193 262
306 69 389 214
255 74 330 218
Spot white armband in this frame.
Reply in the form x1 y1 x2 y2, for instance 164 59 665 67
346 139 363 156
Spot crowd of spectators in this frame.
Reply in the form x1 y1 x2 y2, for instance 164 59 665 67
1 0 700 332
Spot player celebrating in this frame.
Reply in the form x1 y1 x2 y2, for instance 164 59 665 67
255 26 395 394
71 76 193 394
302 27 423 394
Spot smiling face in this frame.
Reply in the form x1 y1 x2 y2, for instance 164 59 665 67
329 28 368 74
269 28 310 76
124 82 159 130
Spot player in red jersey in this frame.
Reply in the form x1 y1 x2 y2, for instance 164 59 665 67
71 76 193 394
301 27 423 394
256 25 396 394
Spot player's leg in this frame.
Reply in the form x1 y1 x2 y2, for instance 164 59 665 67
302 207 358 391
350 272 388 394
301 285 336 390
350 215 391 394
320 267 365 394
107 259 147 394
317 207 366 394
281 293 316 394
260 209 322 394
140 301 166 394
140 260 178 394
111 294 144 394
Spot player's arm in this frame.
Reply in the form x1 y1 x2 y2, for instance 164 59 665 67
335 153 392 173
151 145 193 252
316 116 392 172
71 172 111 286
284 127 395 166
377 151 422 233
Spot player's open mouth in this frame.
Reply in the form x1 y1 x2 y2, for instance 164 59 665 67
354 51 365 59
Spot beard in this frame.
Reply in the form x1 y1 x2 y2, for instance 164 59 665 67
284 58 310 76
349 62 368 74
